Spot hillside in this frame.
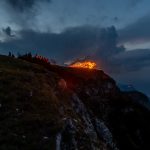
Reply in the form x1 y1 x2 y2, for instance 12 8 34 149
0 55 150 150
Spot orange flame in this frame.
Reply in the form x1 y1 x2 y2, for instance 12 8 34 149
69 61 96 69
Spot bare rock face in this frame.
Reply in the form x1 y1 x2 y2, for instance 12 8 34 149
0 55 150 150
48 65 150 150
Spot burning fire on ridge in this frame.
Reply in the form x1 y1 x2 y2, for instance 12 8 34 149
69 60 97 69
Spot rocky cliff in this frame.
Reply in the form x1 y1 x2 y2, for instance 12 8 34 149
0 55 150 150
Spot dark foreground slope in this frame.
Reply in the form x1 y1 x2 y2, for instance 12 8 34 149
0 55 150 150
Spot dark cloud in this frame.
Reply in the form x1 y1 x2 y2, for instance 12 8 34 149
3 26 14 37
119 15 150 43
107 49 150 73
6 0 51 12
0 26 124 62
0 25 148 72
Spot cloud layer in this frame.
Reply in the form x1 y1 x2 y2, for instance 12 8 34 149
0 0 146 33
119 15 150 44
0 26 125 62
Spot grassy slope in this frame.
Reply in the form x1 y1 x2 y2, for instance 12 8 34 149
0 55 65 150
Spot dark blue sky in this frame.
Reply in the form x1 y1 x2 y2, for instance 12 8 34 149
0 0 150 96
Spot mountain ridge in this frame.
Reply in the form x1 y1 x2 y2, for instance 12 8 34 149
0 55 150 150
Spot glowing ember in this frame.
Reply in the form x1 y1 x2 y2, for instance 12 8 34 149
69 61 96 69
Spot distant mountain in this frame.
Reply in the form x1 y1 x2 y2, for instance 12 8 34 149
117 83 136 92
0 55 150 150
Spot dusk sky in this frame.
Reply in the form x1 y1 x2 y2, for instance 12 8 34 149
0 0 150 96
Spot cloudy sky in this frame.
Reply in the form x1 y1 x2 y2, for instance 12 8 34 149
0 0 150 96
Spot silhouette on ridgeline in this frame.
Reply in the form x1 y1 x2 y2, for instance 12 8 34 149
8 52 15 58
8 52 56 68
17 52 56 67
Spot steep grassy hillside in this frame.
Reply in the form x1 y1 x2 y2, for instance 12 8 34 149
0 55 64 150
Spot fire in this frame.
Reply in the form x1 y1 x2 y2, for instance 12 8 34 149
69 61 96 69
